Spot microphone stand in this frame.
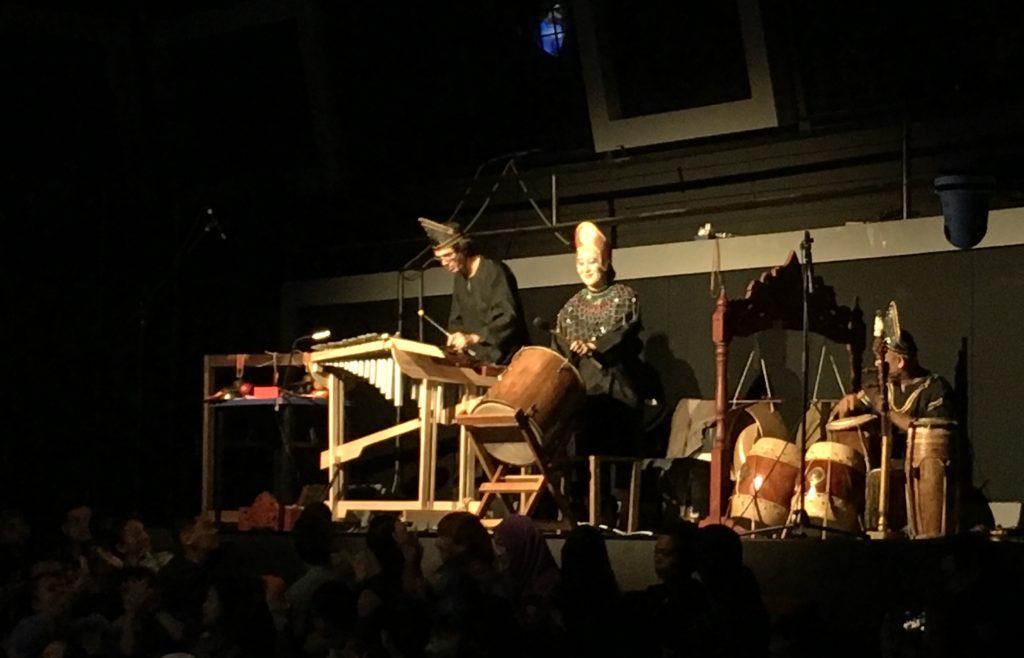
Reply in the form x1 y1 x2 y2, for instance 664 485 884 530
765 231 820 536
788 232 862 538
746 232 863 539
784 231 816 534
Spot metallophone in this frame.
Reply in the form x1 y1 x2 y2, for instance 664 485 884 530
308 333 499 521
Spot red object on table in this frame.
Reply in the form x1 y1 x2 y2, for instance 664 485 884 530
252 386 281 399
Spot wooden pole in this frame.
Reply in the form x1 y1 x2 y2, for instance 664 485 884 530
874 322 892 534
710 291 730 523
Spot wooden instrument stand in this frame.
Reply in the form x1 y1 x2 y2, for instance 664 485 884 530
455 408 576 527
309 335 497 522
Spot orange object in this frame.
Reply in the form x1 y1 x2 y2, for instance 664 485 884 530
237 492 304 531
252 386 281 399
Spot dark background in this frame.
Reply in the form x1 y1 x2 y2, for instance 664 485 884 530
3 0 1024 525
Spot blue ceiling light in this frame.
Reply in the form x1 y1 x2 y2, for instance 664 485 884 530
540 3 566 56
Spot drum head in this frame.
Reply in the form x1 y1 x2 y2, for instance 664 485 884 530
805 440 863 468
469 400 537 466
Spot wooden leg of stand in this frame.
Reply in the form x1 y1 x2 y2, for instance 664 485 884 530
531 458 576 526
589 455 600 526
518 467 528 513
547 470 575 527
477 462 509 519
627 461 642 532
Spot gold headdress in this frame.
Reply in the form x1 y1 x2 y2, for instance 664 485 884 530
881 301 917 356
574 221 611 265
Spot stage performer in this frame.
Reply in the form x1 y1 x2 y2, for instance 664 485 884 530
835 329 955 436
836 325 962 492
419 218 529 365
554 222 647 524
835 326 994 529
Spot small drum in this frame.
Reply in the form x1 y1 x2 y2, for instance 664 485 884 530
825 414 878 469
730 437 800 527
467 346 585 465
800 441 866 533
906 419 957 539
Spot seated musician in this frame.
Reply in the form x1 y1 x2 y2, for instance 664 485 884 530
835 329 955 454
835 325 997 530
419 218 530 365
554 221 647 524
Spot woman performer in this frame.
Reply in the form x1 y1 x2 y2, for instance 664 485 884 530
554 221 646 525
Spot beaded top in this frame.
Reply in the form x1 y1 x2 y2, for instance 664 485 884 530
556 283 638 343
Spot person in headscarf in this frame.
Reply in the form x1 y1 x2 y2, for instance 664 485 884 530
418 218 530 365
491 515 561 647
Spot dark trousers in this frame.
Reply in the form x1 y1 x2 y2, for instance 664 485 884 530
570 395 643 521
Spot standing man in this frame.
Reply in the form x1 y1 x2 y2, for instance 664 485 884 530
419 218 529 365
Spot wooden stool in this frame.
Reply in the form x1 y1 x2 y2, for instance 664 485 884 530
586 456 643 532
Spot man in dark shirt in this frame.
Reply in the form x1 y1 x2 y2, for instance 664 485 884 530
837 327 990 532
419 218 529 365
836 329 955 436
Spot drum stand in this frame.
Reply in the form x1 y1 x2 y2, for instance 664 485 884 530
456 408 577 527
747 233 865 540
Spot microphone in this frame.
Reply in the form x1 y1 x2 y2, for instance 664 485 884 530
283 329 331 392
291 329 332 352
205 208 228 240
802 230 814 293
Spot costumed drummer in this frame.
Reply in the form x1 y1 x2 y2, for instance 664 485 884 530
835 328 955 456
419 217 529 365
834 319 994 530
554 222 646 503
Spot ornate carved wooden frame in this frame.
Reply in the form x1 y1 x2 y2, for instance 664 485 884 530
708 252 866 523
